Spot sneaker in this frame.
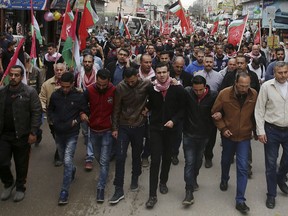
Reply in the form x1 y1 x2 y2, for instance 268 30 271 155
72 167 76 182
97 189 104 203
182 190 194 206
159 183 168 194
171 155 179 165
58 190 69 205
109 188 124 204
1 183 15 201
235 202 250 213
85 161 93 171
205 159 213 168
130 176 139 191
13 191 25 202
146 196 157 209
142 158 149 167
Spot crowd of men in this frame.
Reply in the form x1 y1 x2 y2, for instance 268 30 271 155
0 25 288 214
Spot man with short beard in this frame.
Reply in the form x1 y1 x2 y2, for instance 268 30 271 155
213 44 229 72
265 48 285 81
185 50 205 75
219 58 237 77
85 69 116 203
75 53 97 171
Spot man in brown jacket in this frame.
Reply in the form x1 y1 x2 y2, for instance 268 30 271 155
211 71 257 214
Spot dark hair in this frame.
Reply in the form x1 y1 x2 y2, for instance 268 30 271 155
155 62 169 71
160 50 170 56
96 69 111 80
83 53 94 62
118 48 130 56
11 65 24 76
47 42 56 48
155 46 164 52
61 72 74 83
275 47 284 54
123 67 138 78
192 75 206 85
235 71 251 83
226 43 234 50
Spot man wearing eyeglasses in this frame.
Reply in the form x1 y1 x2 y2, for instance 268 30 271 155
0 65 41 202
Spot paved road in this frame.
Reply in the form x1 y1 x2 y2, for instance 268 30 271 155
1 121 287 216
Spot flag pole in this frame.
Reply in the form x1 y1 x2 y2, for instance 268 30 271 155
237 12 249 52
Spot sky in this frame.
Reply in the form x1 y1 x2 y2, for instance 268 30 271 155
181 0 196 9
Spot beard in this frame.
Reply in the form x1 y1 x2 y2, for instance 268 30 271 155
97 87 108 94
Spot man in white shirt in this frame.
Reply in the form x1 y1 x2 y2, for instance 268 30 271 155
255 61 288 209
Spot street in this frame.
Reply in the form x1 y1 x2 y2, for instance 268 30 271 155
1 120 287 216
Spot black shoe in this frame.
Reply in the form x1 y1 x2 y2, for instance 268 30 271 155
235 202 250 213
159 183 168 194
109 188 124 204
182 190 194 206
171 155 179 165
277 180 288 194
97 189 104 203
220 181 228 191
205 159 213 168
146 196 157 209
266 196 275 209
193 180 199 191
248 169 253 179
54 160 63 167
130 176 139 192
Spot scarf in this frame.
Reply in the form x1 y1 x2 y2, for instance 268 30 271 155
153 77 172 98
77 67 97 90
44 52 62 62
139 67 155 80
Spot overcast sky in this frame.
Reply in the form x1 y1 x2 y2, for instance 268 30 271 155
181 0 195 9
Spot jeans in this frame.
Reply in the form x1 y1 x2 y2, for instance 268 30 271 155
90 130 113 189
55 133 78 192
113 124 145 188
204 125 217 161
81 122 94 162
221 137 250 203
183 135 209 191
0 136 30 192
48 124 61 162
264 123 288 198
149 130 175 197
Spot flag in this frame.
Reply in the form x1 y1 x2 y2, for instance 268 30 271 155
62 9 79 68
124 20 131 39
118 12 125 36
254 22 261 45
169 0 189 34
60 0 74 41
0 38 26 86
210 16 219 35
30 0 41 66
78 0 99 50
159 16 163 35
227 15 248 46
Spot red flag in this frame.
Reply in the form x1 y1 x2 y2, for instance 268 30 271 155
227 15 248 46
30 0 36 60
169 0 189 33
210 17 219 35
60 0 73 40
0 38 26 85
124 21 131 39
254 22 261 45
159 17 163 35
79 0 97 50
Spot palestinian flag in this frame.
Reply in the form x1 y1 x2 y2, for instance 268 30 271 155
169 0 189 34
228 15 248 46
0 38 26 86
210 16 219 35
79 0 99 50
60 0 74 41
62 9 80 69
254 22 261 45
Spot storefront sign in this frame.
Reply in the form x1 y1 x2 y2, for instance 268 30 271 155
263 0 288 29
8 0 48 10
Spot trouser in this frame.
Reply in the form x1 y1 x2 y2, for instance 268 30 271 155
149 129 175 197
113 125 145 188
48 124 61 162
172 122 183 157
204 126 217 161
0 135 31 192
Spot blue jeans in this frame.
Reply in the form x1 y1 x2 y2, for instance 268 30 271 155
90 130 113 189
221 137 250 203
113 124 145 188
264 123 288 198
81 122 94 162
183 135 209 190
55 133 78 192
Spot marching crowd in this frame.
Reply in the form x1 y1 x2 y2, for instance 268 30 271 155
0 25 288 214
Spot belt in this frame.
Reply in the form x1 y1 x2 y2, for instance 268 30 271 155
265 122 288 131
